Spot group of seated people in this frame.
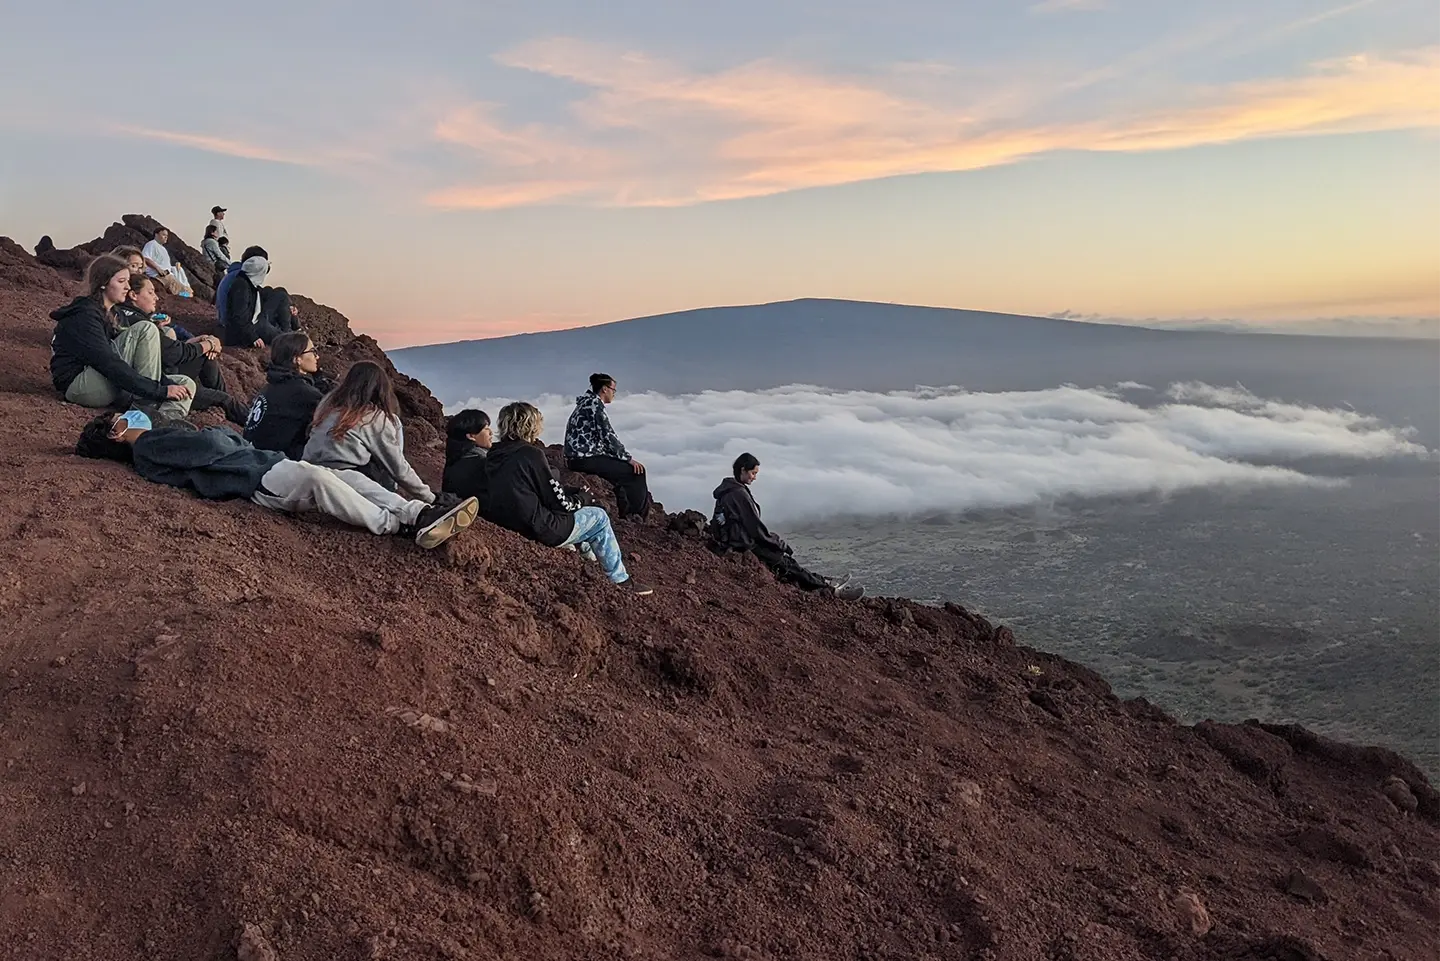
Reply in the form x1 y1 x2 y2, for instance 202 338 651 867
56 250 862 600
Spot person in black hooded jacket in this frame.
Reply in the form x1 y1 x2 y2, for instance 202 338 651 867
442 408 492 506
49 255 195 421
243 332 334 459
710 452 864 600
221 247 299 347
115 273 248 424
484 402 652 595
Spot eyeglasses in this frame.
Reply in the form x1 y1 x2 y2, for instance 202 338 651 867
300 349 318 357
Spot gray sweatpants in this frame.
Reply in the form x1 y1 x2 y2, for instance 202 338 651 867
251 460 425 535
63 322 195 420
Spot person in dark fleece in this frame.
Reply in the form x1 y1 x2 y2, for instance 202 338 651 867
710 452 864 600
115 273 248 424
75 409 478 549
49 255 195 421
485 402 652 595
564 373 650 519
244 332 334 459
218 245 300 347
441 408 492 506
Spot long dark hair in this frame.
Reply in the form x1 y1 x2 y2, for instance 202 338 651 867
269 331 311 371
312 361 399 440
85 255 130 305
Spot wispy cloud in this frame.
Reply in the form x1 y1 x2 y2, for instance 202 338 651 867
111 126 319 166
426 41 1440 209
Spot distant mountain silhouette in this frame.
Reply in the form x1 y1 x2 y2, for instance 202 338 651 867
390 298 1439 442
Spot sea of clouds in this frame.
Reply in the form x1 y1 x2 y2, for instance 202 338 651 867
452 383 1429 524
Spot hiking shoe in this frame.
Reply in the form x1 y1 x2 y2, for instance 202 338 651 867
410 496 478 549
616 578 654 596
823 573 852 590
833 583 865 601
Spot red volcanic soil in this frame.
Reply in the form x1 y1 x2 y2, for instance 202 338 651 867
0 225 1437 961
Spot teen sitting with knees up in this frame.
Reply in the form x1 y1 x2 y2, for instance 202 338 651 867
75 409 478 549
564 373 650 519
710 452 864 600
441 408 492 506
115 273 248 424
302 361 435 503
244 332 335 459
141 226 193 298
485 402 652 595
218 245 300 347
49 255 195 421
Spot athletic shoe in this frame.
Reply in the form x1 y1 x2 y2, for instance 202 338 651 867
823 573 852 589
834 583 865 601
409 496 479 549
616 578 654 596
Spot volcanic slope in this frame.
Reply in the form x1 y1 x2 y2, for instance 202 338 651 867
0 227 1437 961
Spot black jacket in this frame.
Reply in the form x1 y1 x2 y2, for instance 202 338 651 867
113 303 209 378
221 273 265 346
244 367 332 460
132 426 285 499
710 477 788 554
49 297 169 402
442 439 489 506
482 439 579 547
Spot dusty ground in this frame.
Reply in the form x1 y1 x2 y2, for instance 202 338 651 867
0 227 1437 961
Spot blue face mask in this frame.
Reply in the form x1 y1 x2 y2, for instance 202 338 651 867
119 409 152 432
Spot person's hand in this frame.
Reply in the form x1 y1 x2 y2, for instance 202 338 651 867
166 383 193 401
253 338 264 348
630 458 645 474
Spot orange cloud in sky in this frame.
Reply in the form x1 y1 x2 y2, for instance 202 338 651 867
426 42 1440 209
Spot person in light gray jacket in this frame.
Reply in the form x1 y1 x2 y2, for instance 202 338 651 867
301 361 435 503
201 224 230 272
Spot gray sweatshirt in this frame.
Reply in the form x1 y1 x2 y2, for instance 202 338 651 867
302 410 435 503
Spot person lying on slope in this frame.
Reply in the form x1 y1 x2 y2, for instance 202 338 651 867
115 273 248 425
484 402 652 595
244 332 335 460
302 361 434 502
442 408 493 508
49 255 195 422
564 372 651 520
709 452 865 600
75 409 478 549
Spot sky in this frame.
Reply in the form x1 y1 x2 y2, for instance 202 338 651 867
1 0 1437 348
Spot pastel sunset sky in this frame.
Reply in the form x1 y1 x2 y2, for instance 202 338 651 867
2 0 1437 347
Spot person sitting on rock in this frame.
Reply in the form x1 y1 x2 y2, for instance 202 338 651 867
201 224 230 272
217 245 300 347
710 452 864 600
442 408 492 506
115 273 247 424
49 255 195 421
75 409 478 549
302 361 435 503
564 372 650 519
486 402 652 595
140 227 193 298
244 332 334 459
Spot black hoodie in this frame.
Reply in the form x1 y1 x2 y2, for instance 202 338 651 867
481 438 579 547
49 296 168 402
710 477 788 554
113 302 210 378
243 366 333 460
442 438 489 506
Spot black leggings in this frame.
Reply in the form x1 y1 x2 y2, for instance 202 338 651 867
752 543 830 592
257 287 299 344
566 455 650 518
